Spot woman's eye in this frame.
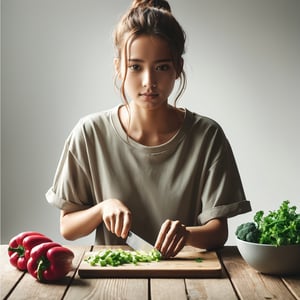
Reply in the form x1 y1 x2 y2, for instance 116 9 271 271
156 64 170 71
128 64 141 71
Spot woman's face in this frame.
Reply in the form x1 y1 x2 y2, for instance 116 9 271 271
118 35 178 111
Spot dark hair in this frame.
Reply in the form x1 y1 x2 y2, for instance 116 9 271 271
114 0 186 106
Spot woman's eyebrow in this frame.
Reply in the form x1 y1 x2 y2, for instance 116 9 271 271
128 58 172 63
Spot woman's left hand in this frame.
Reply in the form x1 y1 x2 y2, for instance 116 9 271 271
154 219 189 258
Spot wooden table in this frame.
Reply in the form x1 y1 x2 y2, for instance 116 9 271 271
1 245 299 299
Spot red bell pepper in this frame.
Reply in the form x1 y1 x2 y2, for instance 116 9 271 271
27 242 74 282
8 231 52 271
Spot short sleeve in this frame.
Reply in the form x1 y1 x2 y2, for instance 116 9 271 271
197 129 251 224
46 122 94 213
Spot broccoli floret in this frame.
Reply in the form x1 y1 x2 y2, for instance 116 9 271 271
235 222 260 242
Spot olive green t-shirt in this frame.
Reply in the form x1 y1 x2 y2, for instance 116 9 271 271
46 106 251 245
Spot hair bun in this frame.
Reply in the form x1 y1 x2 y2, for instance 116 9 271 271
131 0 171 12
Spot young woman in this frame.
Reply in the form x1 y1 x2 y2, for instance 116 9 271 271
46 0 251 258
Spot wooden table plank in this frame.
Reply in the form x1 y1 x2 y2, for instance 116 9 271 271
0 245 26 299
150 279 187 300
64 278 148 300
185 269 238 300
282 276 300 299
220 247 297 300
6 245 88 300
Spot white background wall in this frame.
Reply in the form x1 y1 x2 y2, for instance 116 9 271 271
1 0 299 246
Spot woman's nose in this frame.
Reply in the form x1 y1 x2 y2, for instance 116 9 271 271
142 69 156 88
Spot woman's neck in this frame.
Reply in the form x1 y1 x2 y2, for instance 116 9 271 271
118 103 184 146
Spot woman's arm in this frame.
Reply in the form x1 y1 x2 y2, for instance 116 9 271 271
60 199 132 240
186 218 228 249
154 218 228 258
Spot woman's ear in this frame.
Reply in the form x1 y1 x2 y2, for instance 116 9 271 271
114 58 121 78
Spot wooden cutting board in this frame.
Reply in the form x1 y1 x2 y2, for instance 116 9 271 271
78 245 222 278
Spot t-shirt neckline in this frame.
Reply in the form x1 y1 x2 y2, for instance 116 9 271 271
110 105 193 154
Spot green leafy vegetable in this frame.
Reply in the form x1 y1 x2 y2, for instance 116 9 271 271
85 248 162 267
254 200 300 246
236 200 300 246
235 222 260 243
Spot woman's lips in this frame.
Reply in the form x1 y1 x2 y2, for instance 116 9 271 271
139 92 159 98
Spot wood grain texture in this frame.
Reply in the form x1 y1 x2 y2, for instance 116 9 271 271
185 273 238 300
219 246 297 300
151 279 187 300
2 245 299 300
282 276 300 299
64 277 148 300
0 245 25 299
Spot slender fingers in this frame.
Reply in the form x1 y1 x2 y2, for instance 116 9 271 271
106 210 131 238
155 219 188 258
114 211 124 237
103 213 114 233
102 199 131 239
155 219 171 251
121 210 132 239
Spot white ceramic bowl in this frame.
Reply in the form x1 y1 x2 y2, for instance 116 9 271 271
236 238 300 275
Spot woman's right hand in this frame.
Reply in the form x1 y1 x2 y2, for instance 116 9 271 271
100 199 132 239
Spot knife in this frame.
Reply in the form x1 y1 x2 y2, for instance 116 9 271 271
126 231 154 252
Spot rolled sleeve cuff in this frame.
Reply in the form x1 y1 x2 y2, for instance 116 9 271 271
198 200 252 225
45 188 89 213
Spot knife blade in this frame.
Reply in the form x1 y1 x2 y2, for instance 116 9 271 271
126 231 154 252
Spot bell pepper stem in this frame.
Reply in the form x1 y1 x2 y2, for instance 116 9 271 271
37 256 50 282
8 245 25 257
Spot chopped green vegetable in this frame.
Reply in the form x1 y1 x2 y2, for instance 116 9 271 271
195 257 203 263
236 200 300 246
85 248 162 267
